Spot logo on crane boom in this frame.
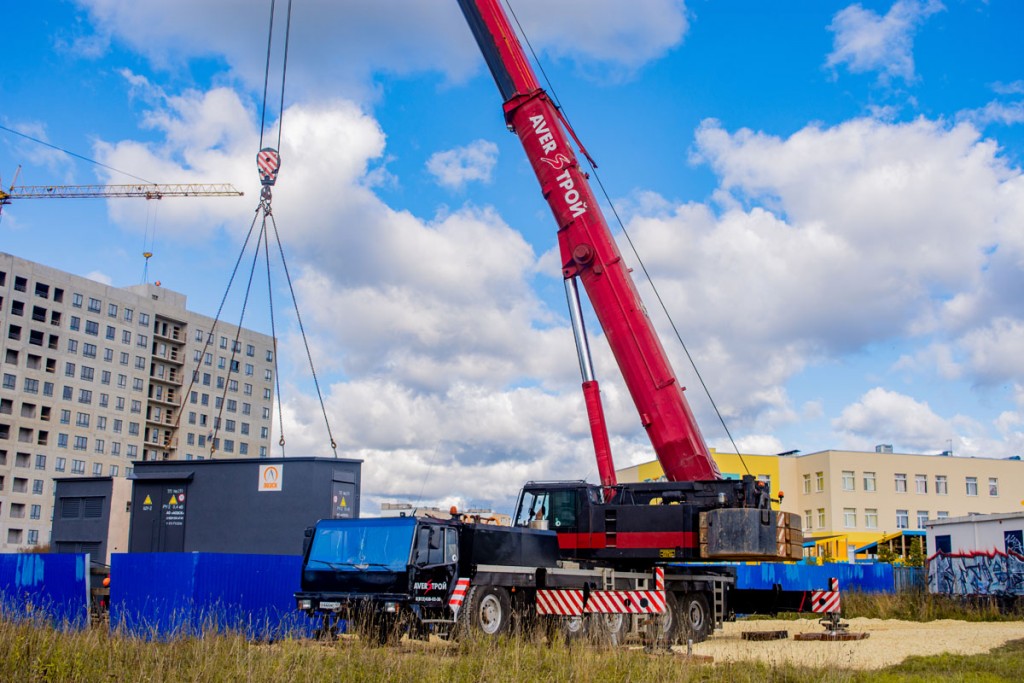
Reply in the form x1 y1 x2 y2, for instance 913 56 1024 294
529 115 587 219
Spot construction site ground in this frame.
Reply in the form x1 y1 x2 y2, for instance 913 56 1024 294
687 617 1024 670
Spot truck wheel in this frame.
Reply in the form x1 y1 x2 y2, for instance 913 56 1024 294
588 613 626 646
649 591 679 648
677 592 712 643
544 615 586 645
460 586 511 637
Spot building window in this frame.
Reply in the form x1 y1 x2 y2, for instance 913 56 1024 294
55 457 66 472
865 509 878 529
937 511 948 519
124 307 133 322
73 436 87 451
841 471 854 491
966 477 978 496
246 344 255 357
32 479 43 495
867 472 880 492
27 530 39 545
85 320 99 336
814 472 824 492
83 343 97 359
915 474 927 494
894 473 907 493
30 504 41 520
126 445 138 457
816 508 826 528
122 330 131 344
989 478 999 497
843 508 856 528
139 312 150 326
57 433 68 448
2 373 15 390
87 297 101 313
111 442 121 456
239 443 248 455
94 439 105 454
264 369 273 381
110 464 119 477
35 454 46 470
71 459 85 474
804 510 812 530
916 510 929 528
896 509 909 529
108 303 118 318
265 349 273 362
936 475 948 495
70 315 81 331
195 329 204 342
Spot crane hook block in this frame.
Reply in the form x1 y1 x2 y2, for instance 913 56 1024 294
257 148 281 187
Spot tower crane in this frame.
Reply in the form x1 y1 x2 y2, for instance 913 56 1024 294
0 182 243 214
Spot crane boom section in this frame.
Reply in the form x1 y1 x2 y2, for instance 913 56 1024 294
1 183 243 201
457 0 720 482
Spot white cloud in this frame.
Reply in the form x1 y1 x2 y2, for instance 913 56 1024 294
84 270 113 285
72 0 690 102
956 318 1024 385
426 140 498 190
958 100 1024 128
833 387 957 452
832 387 1024 458
825 0 944 84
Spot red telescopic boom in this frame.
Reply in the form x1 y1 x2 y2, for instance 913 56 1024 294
457 0 721 482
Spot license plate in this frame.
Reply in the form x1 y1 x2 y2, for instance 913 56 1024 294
319 601 342 609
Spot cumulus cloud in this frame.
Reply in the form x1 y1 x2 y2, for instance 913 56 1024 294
831 387 1024 458
72 0 690 101
426 140 498 190
958 100 1024 128
610 113 1024 444
825 0 944 84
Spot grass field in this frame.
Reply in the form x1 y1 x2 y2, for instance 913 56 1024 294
2 592 1021 682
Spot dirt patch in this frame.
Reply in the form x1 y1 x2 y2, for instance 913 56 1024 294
686 618 1024 670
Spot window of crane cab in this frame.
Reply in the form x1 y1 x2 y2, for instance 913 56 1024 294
414 525 447 566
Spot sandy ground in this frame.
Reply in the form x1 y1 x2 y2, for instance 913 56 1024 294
685 618 1024 670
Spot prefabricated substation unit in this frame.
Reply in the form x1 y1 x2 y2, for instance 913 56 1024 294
127 456 362 555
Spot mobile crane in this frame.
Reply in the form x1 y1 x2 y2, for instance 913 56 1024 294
295 0 817 646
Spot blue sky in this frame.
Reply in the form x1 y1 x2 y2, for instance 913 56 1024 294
2 1 1023 513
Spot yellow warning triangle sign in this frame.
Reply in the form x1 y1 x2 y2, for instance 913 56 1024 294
169 495 178 505
143 495 152 505
340 497 347 507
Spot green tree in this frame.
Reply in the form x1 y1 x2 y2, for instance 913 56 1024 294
905 538 925 568
877 543 898 564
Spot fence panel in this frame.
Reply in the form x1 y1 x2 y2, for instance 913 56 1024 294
732 561 894 593
0 553 90 628
110 553 315 639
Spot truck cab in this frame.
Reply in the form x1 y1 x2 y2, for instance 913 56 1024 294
296 514 560 642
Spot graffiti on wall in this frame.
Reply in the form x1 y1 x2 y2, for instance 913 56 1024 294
927 530 1024 596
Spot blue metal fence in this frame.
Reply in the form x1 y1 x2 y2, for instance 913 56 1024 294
732 561 894 593
0 553 90 628
110 553 316 639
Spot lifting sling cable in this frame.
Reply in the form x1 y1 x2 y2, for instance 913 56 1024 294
502 0 751 476
199 0 338 458
210 222 267 458
267 210 339 456
172 204 262 439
